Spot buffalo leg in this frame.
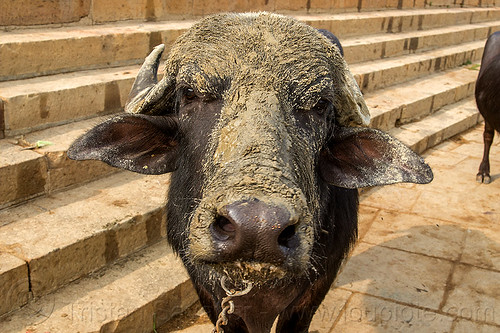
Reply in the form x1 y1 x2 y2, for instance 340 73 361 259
477 121 495 184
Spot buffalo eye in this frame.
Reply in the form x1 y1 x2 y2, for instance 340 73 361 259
311 98 330 115
183 87 197 101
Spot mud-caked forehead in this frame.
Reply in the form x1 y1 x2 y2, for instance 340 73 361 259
165 13 342 109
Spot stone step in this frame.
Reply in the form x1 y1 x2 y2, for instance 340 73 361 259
0 117 117 209
367 65 479 131
351 39 484 93
0 21 188 82
2 0 494 27
390 97 482 154
1 7 498 81
0 66 140 137
298 6 500 38
342 19 500 64
0 239 198 333
0 171 170 316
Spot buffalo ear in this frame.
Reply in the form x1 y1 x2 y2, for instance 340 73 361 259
319 127 433 189
68 114 179 175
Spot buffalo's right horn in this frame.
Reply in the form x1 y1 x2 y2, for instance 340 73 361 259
125 44 174 115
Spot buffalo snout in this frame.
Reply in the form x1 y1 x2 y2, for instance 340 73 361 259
211 199 300 265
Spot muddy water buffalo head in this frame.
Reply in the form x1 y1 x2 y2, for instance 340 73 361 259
69 12 432 332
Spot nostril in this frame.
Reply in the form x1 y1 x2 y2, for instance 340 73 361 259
211 215 236 241
278 225 299 250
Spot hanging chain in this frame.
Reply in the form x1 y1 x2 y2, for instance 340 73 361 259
213 276 253 333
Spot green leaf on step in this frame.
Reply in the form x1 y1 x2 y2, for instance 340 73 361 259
34 140 54 148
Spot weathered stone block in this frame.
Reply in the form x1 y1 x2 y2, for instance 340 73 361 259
0 254 29 316
193 0 249 16
246 0 276 12
45 152 116 193
331 0 359 11
91 0 148 23
400 96 433 123
309 0 334 11
0 0 91 26
0 142 47 208
112 207 167 260
4 87 104 135
359 0 389 11
156 0 194 17
274 0 308 11
370 105 403 131
30 233 108 297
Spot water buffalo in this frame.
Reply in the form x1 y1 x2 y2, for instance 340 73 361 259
476 31 500 184
68 13 433 333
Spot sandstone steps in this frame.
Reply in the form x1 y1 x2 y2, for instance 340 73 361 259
0 171 171 316
0 239 197 333
1 7 498 82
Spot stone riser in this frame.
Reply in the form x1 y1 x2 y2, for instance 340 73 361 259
1 8 498 82
343 20 500 64
0 115 126 210
0 67 139 137
0 23 187 82
2 0 496 27
301 6 500 38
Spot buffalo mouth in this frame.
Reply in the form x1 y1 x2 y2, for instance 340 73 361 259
195 253 316 290
210 260 288 286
